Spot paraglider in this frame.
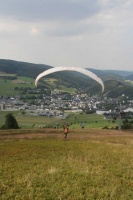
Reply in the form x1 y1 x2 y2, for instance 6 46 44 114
35 66 104 92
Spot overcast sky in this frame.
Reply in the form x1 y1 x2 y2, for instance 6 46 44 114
0 0 133 70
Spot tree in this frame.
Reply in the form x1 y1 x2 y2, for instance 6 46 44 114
1 113 19 129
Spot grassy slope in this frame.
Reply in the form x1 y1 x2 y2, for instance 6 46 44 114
44 78 77 93
0 130 133 199
0 74 77 95
0 75 35 95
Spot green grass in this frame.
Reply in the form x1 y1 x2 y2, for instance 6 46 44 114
17 76 35 84
59 112 118 129
0 112 118 129
0 79 17 95
0 111 119 130
44 78 77 93
0 75 76 95
48 113 119 129
0 75 35 95
0 132 133 199
57 85 77 93
0 111 60 129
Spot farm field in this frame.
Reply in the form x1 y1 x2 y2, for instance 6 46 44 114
0 129 133 199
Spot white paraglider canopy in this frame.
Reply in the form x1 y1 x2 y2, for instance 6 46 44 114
35 66 104 92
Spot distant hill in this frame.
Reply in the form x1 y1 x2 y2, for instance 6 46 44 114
89 68 133 77
0 59 52 77
0 59 133 97
103 80 133 98
126 74 133 81
103 70 133 77
100 73 124 82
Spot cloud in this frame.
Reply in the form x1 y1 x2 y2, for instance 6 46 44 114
0 0 101 21
0 0 133 70
0 0 132 37
0 0 131 22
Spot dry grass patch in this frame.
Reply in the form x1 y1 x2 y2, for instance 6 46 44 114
0 129 133 199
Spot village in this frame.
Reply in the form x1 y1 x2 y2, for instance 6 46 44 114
0 88 133 119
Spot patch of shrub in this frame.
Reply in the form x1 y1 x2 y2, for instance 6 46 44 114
102 126 109 129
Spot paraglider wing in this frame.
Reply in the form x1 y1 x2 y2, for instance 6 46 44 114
35 66 104 92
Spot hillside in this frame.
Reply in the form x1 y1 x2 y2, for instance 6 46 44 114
0 59 103 94
0 59 52 77
103 80 133 98
0 59 133 97
88 68 133 77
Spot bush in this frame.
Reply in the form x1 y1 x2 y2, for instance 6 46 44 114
122 119 132 129
102 126 109 129
122 124 132 129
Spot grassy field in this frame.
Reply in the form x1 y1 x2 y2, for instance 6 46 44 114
0 111 118 129
64 112 118 129
0 75 35 95
0 129 133 199
0 111 60 129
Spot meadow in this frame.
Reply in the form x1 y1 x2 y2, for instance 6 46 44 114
0 111 119 130
0 75 35 95
0 129 133 200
